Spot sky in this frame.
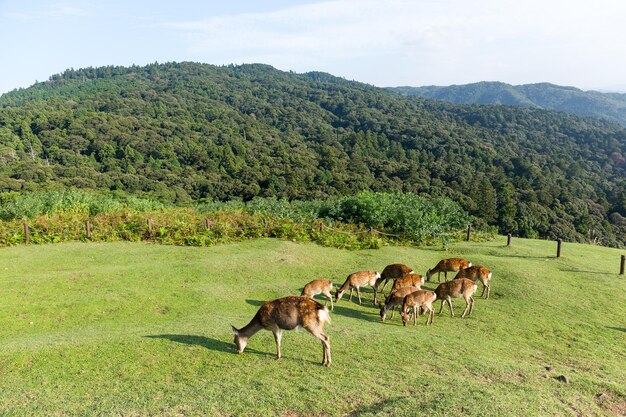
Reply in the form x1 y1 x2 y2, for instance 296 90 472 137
1 0 626 95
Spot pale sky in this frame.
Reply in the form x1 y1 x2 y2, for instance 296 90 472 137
1 0 625 95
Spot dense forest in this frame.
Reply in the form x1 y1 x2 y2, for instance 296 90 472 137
390 81 626 126
0 62 625 247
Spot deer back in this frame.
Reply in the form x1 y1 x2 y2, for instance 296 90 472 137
390 273 424 293
349 270 380 286
384 285 421 306
435 278 476 299
259 296 329 331
454 265 490 282
381 263 413 280
301 279 333 297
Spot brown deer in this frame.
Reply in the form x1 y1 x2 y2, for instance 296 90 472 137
374 263 414 304
335 270 380 306
426 258 472 282
401 290 437 326
301 279 334 311
434 278 477 318
453 265 492 299
231 296 331 366
379 286 420 322
389 273 424 294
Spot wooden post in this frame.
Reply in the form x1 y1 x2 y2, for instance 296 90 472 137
23 221 30 244
466 224 471 242
507 233 512 246
556 238 562 258
205 218 211 229
620 255 625 275
147 218 153 236
85 220 91 239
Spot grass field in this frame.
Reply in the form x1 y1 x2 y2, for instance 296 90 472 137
0 237 624 416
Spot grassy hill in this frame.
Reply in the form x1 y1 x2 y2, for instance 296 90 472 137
390 81 626 126
1 238 624 416
0 63 625 247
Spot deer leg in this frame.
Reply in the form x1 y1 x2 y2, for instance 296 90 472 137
447 296 455 317
480 282 487 298
468 295 475 316
272 328 283 360
356 287 363 305
308 327 331 366
438 272 442 282
324 290 334 311
427 306 434 325
438 299 445 315
443 271 448 282
348 287 354 302
461 295 473 318
380 279 389 294
413 306 418 326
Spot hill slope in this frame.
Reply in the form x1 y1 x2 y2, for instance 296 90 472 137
390 81 626 126
0 239 624 415
0 62 625 246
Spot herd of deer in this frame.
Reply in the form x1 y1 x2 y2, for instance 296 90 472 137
232 258 493 367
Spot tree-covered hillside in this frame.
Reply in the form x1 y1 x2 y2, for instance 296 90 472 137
390 81 626 126
0 62 625 246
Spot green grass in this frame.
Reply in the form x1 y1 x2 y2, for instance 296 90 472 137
0 237 624 416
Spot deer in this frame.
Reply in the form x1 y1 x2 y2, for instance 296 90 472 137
231 296 331 366
379 286 420 322
453 265 492 299
374 263 414 304
434 278 477 318
389 273 424 294
301 279 334 311
426 258 472 282
335 270 380 306
400 290 437 326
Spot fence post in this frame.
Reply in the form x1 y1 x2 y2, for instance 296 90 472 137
147 218 153 237
85 220 91 240
507 233 512 246
556 238 562 258
620 255 625 275
205 218 211 229
23 221 30 244
466 224 471 242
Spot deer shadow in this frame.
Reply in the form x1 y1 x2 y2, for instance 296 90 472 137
346 396 408 416
144 334 272 357
245 299 265 307
332 304 380 322
606 327 626 333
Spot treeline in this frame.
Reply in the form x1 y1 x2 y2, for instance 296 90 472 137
0 190 477 250
0 62 624 247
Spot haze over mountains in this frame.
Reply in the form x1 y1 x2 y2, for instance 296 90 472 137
390 82 626 126
0 62 624 247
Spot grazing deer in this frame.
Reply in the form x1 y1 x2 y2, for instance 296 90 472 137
453 265 492 299
434 278 477 318
231 296 331 366
389 273 424 294
301 279 334 311
335 270 380 306
426 258 472 282
374 263 414 304
379 286 420 322
401 290 437 326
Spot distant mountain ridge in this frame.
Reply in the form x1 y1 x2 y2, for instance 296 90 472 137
389 82 626 126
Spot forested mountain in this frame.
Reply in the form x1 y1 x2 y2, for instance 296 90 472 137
390 82 626 126
0 62 625 246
